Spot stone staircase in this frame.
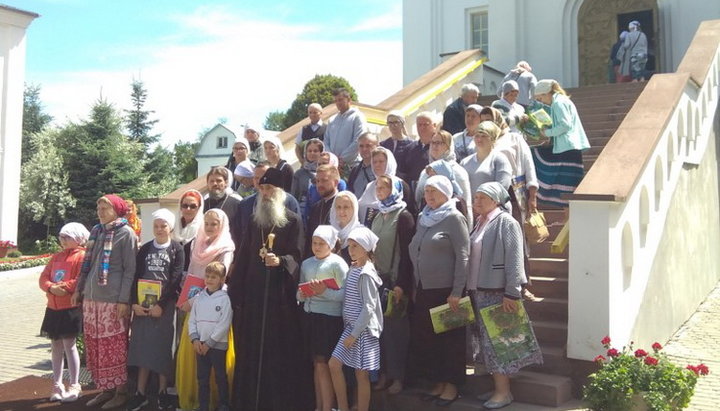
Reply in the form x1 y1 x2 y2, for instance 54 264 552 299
370 82 647 409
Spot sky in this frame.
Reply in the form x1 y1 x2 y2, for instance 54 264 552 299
15 0 403 147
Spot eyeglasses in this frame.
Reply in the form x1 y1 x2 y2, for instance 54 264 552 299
430 141 446 146
181 204 198 209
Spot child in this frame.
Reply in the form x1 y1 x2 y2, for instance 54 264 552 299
329 226 383 411
188 261 232 411
39 222 90 402
126 209 185 411
298 225 349 411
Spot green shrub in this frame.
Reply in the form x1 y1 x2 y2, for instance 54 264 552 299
7 250 22 258
35 237 61 254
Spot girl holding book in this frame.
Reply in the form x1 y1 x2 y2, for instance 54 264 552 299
467 182 542 409
126 209 185 411
39 222 90 403
329 226 383 411
297 225 349 411
176 208 235 410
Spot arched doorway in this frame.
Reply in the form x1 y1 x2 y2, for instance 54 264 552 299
577 0 658 86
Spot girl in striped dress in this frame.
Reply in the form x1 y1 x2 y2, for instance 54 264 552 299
329 226 383 411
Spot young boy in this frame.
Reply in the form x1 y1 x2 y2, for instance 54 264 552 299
188 261 232 411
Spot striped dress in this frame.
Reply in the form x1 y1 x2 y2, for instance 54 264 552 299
331 266 381 371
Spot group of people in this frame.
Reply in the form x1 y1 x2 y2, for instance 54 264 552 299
37 79 589 410
609 20 650 83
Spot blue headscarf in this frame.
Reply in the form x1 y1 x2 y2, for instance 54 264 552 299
428 159 463 197
377 175 407 214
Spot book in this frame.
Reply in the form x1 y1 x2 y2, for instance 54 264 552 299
479 301 542 367
384 289 408 318
177 275 206 308
298 277 340 297
137 279 162 308
429 295 475 334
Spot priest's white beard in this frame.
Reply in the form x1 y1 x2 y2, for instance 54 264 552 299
253 189 289 228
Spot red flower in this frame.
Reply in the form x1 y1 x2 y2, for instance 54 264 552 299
651 342 662 351
607 348 620 357
697 364 710 376
687 365 699 375
601 336 611 346
644 356 659 366
634 349 648 358
594 355 606 363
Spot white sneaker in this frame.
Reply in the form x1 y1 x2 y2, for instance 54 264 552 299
49 384 64 402
62 383 82 402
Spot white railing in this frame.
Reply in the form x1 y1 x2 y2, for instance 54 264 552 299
566 30 720 360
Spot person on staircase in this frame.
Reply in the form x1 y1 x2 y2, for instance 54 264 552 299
380 111 413 171
532 79 590 218
467 182 543 409
294 103 326 165
442 83 479 135
617 21 648 83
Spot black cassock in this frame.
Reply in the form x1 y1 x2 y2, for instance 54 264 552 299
228 210 313 411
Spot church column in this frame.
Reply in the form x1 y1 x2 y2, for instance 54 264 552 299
0 7 38 244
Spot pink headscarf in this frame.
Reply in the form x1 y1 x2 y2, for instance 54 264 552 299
187 208 235 278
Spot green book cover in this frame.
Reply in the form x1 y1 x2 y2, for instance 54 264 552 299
429 295 475 334
384 290 408 318
479 302 541 367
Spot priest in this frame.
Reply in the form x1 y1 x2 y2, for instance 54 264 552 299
228 167 312 410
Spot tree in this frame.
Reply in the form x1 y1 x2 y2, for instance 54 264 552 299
124 79 159 147
264 110 287 131
283 74 358 128
174 141 199 184
19 129 76 238
22 84 53 164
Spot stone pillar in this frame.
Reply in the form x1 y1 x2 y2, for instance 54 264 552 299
0 6 37 244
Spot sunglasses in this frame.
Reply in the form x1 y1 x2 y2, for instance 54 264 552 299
181 203 199 209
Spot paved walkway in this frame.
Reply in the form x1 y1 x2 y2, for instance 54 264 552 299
1 266 718 409
663 283 720 410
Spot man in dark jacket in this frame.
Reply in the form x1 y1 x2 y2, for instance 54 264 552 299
442 83 479 135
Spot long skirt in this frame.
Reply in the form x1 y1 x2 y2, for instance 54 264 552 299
531 147 584 207
176 315 235 410
468 291 543 374
127 300 176 377
82 300 129 390
408 286 465 386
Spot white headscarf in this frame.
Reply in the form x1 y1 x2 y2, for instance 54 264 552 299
313 225 339 250
418 175 457 228
387 110 409 136
233 136 250 152
152 208 176 231
187 208 235 278
264 135 286 159
347 226 379 253
173 189 205 245
59 222 90 245
358 147 398 222
234 160 255 178
329 191 364 247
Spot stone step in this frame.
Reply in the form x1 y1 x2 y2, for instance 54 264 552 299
524 297 568 322
530 239 569 258
529 258 568 277
527 276 568 299
532 319 568 345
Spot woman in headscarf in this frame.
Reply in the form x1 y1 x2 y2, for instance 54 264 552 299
419 159 468 217
408 175 469 407
415 130 473 229
617 21 648 82
173 189 204 272
263 135 294 193
467 182 543 409
369 175 415 395
226 137 251 191
292 138 324 224
357 146 415 226
460 120 512 195
176 208 235 411
380 111 413 169
329 191 364 265
533 79 590 213
245 125 266 165
71 194 138 409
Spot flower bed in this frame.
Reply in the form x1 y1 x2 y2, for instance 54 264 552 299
0 254 52 272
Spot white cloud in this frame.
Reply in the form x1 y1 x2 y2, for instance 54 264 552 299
31 6 403 147
348 3 402 33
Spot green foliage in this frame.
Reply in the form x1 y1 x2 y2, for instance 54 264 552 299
264 110 287 132
583 339 703 411
173 141 199 184
0 255 51 272
22 84 53 164
124 79 159 146
283 74 358 128
19 128 76 236
76 334 86 365
7 250 22 258
34 237 62 255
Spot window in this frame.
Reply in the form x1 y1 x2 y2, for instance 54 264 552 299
470 11 488 56
217 136 228 149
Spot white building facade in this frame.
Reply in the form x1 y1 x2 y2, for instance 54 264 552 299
0 6 37 244
403 0 720 90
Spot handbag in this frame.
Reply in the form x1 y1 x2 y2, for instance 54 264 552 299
524 211 550 244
